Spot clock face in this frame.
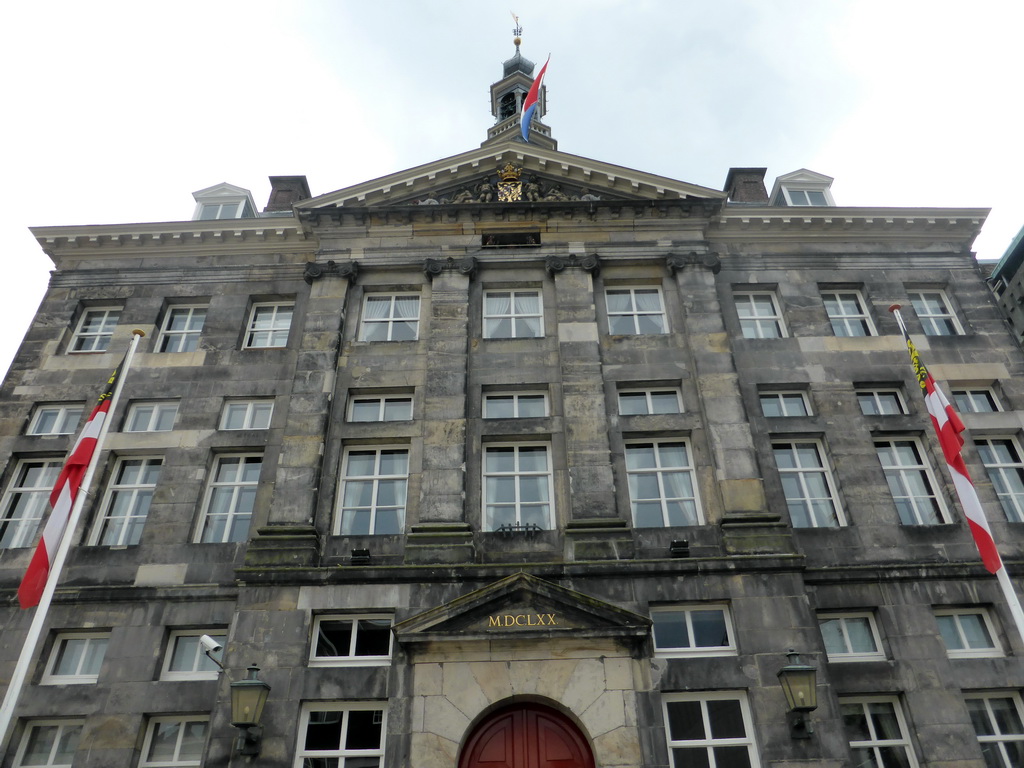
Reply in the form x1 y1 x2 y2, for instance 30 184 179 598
498 181 523 202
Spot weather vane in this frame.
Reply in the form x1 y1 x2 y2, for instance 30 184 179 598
511 11 522 43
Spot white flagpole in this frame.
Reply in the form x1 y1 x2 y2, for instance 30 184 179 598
890 306 1024 644
0 330 145 756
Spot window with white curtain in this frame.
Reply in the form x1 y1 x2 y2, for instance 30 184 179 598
359 294 420 341
483 290 543 338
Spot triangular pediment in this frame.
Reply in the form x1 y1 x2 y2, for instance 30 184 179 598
302 141 726 210
393 572 650 646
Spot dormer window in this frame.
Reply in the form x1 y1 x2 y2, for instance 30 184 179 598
191 182 258 221
769 169 835 207
197 199 256 220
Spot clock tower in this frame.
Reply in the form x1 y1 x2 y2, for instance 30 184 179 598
482 26 556 149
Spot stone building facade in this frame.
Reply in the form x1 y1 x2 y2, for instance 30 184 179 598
1 42 1023 768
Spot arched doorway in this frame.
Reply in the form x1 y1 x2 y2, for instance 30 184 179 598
459 703 596 768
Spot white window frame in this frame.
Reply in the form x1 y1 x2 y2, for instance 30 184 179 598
160 630 226 681
856 389 908 416
617 388 683 416
773 441 845 528
625 440 702 528
483 289 544 339
336 447 409 536
965 692 1024 767
976 437 1024 523
759 391 811 417
483 443 554 531
663 692 760 768
735 291 787 339
244 302 294 349
195 453 262 543
13 719 83 768
780 188 831 206
0 459 63 550
358 294 421 342
839 697 918 768
346 395 414 423
69 307 120 354
875 438 949 525
41 632 110 685
651 605 735 657
27 404 84 436
604 287 667 335
934 608 1003 658
89 455 162 546
818 612 884 662
953 388 1001 414
909 290 963 336
157 306 207 354
294 702 387 768
125 401 179 433
482 392 549 419
822 290 876 337
139 715 209 767
220 399 275 430
309 615 394 666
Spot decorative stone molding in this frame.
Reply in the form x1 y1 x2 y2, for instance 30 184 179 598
423 256 478 281
666 251 721 275
545 253 601 277
303 260 359 285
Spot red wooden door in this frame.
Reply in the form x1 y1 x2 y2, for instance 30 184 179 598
459 704 595 768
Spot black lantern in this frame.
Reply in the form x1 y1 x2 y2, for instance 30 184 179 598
777 650 817 738
229 664 271 756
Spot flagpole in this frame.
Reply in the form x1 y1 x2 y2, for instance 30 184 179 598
0 330 145 757
889 306 1024 644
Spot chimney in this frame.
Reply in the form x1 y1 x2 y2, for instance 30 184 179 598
723 168 769 204
264 176 312 212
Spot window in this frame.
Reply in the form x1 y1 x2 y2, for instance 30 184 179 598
909 290 962 336
840 698 916 768
27 405 83 436
875 439 947 525
663 693 759 768
139 716 209 767
953 388 1001 413
818 613 884 661
244 302 293 348
347 395 413 423
310 615 393 665
857 389 907 416
296 703 386 768
976 438 1024 522
625 441 701 528
91 456 162 546
483 444 553 531
605 287 667 335
651 605 734 656
220 399 274 430
773 441 844 528
735 292 785 339
822 291 875 336
161 630 226 680
158 306 206 353
13 720 82 768
483 392 548 419
965 693 1024 768
42 633 109 684
0 460 62 549
337 448 409 535
618 388 682 416
359 294 420 342
69 307 119 353
196 454 262 543
125 401 178 432
483 290 543 338
935 608 1001 658
759 392 810 417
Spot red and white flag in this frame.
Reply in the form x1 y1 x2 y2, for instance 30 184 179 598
893 310 1003 573
18 364 121 608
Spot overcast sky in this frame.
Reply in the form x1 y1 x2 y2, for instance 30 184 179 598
2 1 1020 375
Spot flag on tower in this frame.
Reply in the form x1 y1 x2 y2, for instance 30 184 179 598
18 362 122 608
521 55 550 142
891 306 1003 573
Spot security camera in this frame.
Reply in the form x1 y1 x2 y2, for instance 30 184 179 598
200 634 223 654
